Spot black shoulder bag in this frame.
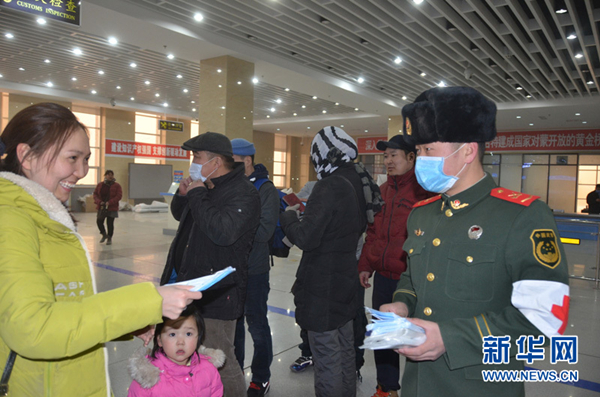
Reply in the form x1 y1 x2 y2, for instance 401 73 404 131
0 351 17 396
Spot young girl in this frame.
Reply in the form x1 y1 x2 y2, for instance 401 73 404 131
128 306 224 396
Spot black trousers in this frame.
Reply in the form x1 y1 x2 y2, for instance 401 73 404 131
97 212 115 237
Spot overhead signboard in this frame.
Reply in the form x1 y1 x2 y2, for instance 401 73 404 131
105 139 189 161
357 136 387 154
0 0 81 26
487 130 600 152
159 120 184 132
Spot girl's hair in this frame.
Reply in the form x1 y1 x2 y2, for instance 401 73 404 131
0 103 88 175
151 304 205 359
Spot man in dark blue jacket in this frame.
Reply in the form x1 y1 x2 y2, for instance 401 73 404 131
231 138 280 397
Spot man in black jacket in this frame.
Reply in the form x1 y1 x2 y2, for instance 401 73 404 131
160 132 260 397
231 138 280 397
586 184 600 214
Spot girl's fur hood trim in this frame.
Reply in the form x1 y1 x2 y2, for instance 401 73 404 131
128 346 225 389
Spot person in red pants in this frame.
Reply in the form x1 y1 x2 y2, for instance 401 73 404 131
93 170 122 245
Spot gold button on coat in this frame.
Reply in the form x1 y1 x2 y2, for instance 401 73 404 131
427 273 435 281
424 307 432 316
409 248 414 254
466 256 474 263
433 238 441 246
445 209 453 217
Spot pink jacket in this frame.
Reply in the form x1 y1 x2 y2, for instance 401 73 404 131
128 348 224 397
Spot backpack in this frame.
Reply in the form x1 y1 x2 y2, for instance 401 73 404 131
252 178 290 260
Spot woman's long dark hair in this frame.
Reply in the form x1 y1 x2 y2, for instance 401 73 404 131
151 305 205 359
0 103 88 175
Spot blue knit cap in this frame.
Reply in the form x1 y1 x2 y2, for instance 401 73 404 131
231 138 256 156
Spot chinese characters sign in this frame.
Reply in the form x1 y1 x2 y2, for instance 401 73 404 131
1 0 80 26
105 139 189 161
487 130 600 152
357 136 387 154
159 120 184 132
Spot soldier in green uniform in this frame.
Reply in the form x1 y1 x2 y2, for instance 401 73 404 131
380 86 570 397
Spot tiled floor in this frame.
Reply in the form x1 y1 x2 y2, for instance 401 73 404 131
76 211 600 396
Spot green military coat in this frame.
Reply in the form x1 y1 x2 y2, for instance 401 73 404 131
393 173 570 397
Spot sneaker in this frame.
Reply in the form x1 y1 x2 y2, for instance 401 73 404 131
106 237 112 245
290 355 313 372
100 234 107 243
371 385 399 397
247 381 270 397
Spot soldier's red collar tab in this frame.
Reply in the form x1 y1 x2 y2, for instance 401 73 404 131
413 195 442 208
490 188 540 206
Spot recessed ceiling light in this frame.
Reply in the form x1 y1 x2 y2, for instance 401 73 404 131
575 113 581 116
277 128 281 131
217 69 222 73
116 86 121 89
302 105 306 108
587 81 594 85
98 70 104 75
312 96 317 99
270 107 276 112
365 130 369 133
583 121 587 124
44 59 51 63
360 39 369 46
176 74 183 79
183 88 189 93
357 77 365 83
163 102 169 107
276 98 282 104
71 77 77 81
307 127 311 129
91 90 97 94
191 100 196 104
420 71 426 77
237 81 242 85
167 54 174 60
285 88 290 91
192 108 196 111
266 115 270 118
340 125 344 127
529 123 534 126
322 110 327 114
0 74 3 78
293 113 297 116
145 80 150 85
130 62 137 68
108 37 118 45
516 116 522 118
72 48 82 55
567 34 577 40
130 97 135 101
516 85 523 90
437 81 447 87
221 106 226 110
394 57 402 64
247 34 256 40
19 67 25 71
354 108 359 111
252 78 259 84
37 18 46 25
526 94 532 98
402 96 407 100
45 81 54 87
5 33 14 39
194 12 204 22
575 53 583 58
218 84 222 88
335 102 339 105
155 93 160 97
413 0 424 3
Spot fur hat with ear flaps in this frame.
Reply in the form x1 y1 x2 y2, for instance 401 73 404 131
401 86 497 145
128 345 226 389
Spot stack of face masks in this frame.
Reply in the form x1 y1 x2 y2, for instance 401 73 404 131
360 307 427 350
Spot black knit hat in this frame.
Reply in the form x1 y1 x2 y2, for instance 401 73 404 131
401 86 497 144
376 134 416 153
182 131 233 157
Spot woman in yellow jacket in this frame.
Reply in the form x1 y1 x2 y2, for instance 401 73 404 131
0 103 202 396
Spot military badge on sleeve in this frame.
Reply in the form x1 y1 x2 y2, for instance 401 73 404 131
530 229 561 268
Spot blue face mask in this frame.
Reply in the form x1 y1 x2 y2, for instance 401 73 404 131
415 144 466 193
189 157 216 182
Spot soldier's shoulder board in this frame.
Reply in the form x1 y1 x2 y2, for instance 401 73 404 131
413 195 442 208
490 188 540 207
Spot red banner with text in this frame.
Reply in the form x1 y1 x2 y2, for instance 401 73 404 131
486 130 600 152
357 136 387 154
105 139 189 160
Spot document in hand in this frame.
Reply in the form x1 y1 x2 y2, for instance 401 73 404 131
172 266 236 292
360 307 427 350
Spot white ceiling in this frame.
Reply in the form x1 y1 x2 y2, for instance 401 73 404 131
2 0 600 138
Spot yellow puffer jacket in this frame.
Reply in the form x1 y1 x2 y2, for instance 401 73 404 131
0 172 163 396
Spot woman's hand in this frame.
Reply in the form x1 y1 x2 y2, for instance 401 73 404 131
132 325 155 346
156 285 202 319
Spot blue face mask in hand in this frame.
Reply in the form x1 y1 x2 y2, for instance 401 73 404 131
414 144 467 193
189 157 216 182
